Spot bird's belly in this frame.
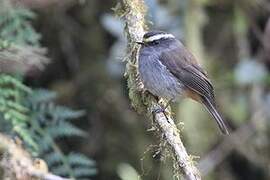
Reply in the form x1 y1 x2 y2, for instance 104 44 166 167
139 58 184 100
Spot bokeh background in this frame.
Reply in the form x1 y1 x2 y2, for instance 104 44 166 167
1 0 270 180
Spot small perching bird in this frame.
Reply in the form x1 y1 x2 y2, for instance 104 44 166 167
137 31 229 134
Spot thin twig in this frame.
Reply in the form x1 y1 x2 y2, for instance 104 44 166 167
119 0 201 179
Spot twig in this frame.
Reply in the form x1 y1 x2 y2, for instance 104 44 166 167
118 0 201 179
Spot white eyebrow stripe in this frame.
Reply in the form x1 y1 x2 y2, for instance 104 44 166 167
144 34 174 42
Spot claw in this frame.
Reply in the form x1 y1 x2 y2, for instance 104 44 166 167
151 105 169 120
151 104 164 113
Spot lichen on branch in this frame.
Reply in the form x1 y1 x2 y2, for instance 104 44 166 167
117 0 201 179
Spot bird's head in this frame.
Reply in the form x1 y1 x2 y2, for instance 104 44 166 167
136 31 175 46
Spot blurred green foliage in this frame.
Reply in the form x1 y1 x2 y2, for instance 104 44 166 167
0 1 96 179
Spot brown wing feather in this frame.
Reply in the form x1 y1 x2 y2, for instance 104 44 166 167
157 40 229 134
159 45 215 103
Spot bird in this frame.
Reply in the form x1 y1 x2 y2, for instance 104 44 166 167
137 30 229 134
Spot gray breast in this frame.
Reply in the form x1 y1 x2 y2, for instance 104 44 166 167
138 46 184 100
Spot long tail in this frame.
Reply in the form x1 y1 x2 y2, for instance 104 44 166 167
201 97 229 134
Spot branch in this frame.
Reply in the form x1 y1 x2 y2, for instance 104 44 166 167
0 133 70 180
29 170 72 180
118 0 201 179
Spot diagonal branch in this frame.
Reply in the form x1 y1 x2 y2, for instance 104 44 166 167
118 0 201 179
0 133 71 180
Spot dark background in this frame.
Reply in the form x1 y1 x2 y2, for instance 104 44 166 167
18 0 270 179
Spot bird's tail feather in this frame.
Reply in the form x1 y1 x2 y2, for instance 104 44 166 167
201 97 229 135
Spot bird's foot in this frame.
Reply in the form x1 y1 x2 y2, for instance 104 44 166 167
152 105 165 114
151 104 170 121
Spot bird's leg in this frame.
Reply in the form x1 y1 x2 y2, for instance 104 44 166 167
161 99 173 120
152 96 164 113
152 97 173 120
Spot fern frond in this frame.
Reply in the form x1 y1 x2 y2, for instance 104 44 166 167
0 75 31 93
0 2 96 178
0 75 37 150
26 89 96 179
73 167 97 177
37 138 51 154
47 121 87 138
28 89 57 103
44 151 62 166
0 2 40 46
51 165 69 176
13 125 38 150
68 153 96 167
53 106 85 120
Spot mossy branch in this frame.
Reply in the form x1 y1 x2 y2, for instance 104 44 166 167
118 0 201 179
0 133 71 180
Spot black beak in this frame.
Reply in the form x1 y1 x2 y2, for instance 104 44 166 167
136 41 144 45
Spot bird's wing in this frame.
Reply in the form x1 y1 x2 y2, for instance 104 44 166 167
159 46 215 102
